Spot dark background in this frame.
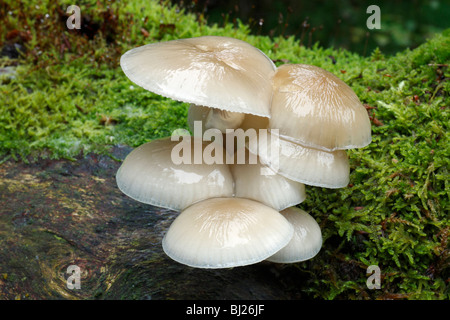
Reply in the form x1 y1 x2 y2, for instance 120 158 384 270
171 0 450 56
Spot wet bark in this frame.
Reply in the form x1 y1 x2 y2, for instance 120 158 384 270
0 146 306 300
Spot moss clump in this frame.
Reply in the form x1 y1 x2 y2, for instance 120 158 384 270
0 0 448 299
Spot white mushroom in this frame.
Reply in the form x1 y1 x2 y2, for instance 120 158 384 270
267 207 322 263
162 197 294 268
247 131 350 188
120 36 276 131
269 64 372 152
116 136 234 211
117 42 369 270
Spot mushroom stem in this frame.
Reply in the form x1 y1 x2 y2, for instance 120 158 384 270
205 108 246 132
188 104 246 134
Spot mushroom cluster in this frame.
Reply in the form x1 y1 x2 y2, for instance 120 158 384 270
117 36 371 269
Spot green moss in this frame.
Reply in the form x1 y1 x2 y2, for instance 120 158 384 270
0 0 448 299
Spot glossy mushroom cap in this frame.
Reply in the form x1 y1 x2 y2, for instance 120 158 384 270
247 131 350 188
269 64 371 151
267 207 322 263
162 197 294 268
121 36 276 117
116 137 234 211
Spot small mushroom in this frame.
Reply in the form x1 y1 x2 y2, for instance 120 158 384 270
247 131 349 188
162 197 294 268
120 36 276 131
269 64 371 152
116 136 234 211
266 207 322 263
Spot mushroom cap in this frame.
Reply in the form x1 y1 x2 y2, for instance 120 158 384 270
162 197 295 268
230 156 306 211
247 131 350 188
269 64 371 151
116 137 234 211
266 207 322 263
120 36 276 117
